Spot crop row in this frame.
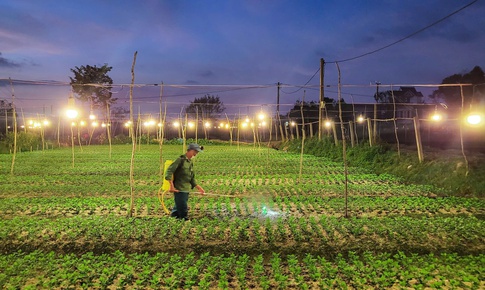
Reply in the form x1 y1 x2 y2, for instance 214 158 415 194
2 196 483 219
2 145 443 198
1 250 483 289
1 214 483 255
0 180 437 198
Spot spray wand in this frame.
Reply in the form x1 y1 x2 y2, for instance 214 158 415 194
190 191 239 198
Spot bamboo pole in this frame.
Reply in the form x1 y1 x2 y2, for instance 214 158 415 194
349 121 355 147
195 107 199 143
318 58 325 140
182 113 187 152
9 78 17 175
77 123 83 152
373 103 377 141
106 103 112 158
4 107 6 136
459 85 469 175
137 107 141 151
367 118 373 146
332 122 338 146
201 107 208 140
295 121 300 139
298 91 306 183
128 51 138 218
266 114 273 166
350 94 358 145
336 63 348 218
278 113 285 142
413 115 424 163
225 113 233 145
391 86 401 157
38 114 45 152
237 114 240 150
70 124 75 168
252 120 257 148
20 108 26 133
159 82 164 181
57 114 61 148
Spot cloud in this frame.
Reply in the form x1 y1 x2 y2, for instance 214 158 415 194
199 70 215 78
0 52 21 68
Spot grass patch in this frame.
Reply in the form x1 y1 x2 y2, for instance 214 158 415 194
280 137 485 197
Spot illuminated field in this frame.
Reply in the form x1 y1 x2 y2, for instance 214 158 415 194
1 144 484 289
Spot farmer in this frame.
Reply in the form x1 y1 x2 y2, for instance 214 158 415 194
165 143 205 220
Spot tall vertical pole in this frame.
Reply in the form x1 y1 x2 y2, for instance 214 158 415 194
159 82 164 180
128 51 138 218
373 82 380 141
319 58 325 140
276 82 280 141
413 115 424 163
9 78 17 174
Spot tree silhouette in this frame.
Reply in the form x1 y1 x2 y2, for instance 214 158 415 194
430 66 485 109
185 95 225 119
69 64 116 109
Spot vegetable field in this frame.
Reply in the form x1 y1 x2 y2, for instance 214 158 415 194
1 144 484 289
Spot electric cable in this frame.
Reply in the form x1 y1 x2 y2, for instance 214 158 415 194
327 0 479 63
280 67 321 95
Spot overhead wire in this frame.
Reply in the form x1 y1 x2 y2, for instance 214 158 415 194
326 0 479 63
277 0 479 93
280 67 321 95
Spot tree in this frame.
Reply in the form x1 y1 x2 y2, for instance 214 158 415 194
0 99 13 115
185 95 225 119
1 99 14 135
69 64 116 110
429 66 485 109
374 87 424 104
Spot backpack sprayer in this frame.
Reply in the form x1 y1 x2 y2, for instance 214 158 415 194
158 160 238 215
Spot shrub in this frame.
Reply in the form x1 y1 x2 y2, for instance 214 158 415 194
0 132 42 153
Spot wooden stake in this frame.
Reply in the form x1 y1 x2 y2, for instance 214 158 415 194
332 122 338 146
298 91 306 183
159 82 165 181
367 118 373 146
336 62 349 218
9 78 17 175
128 51 138 218
349 121 355 147
391 86 401 157
413 116 424 163
459 85 469 175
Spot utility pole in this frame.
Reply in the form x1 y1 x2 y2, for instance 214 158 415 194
318 58 325 140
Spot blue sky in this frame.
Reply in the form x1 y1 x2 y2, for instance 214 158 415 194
1 0 484 117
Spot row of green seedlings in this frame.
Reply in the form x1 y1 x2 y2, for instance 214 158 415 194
0 193 481 220
197 180 437 197
2 214 483 253
1 250 482 289
191 195 483 219
200 172 400 186
2 195 483 220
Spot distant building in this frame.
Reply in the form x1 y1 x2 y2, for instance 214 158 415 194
392 87 424 104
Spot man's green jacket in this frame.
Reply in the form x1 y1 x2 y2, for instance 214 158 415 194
164 155 197 192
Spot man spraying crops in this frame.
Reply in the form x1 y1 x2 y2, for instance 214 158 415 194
165 143 205 220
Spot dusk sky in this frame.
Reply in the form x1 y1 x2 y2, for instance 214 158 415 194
1 0 484 118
